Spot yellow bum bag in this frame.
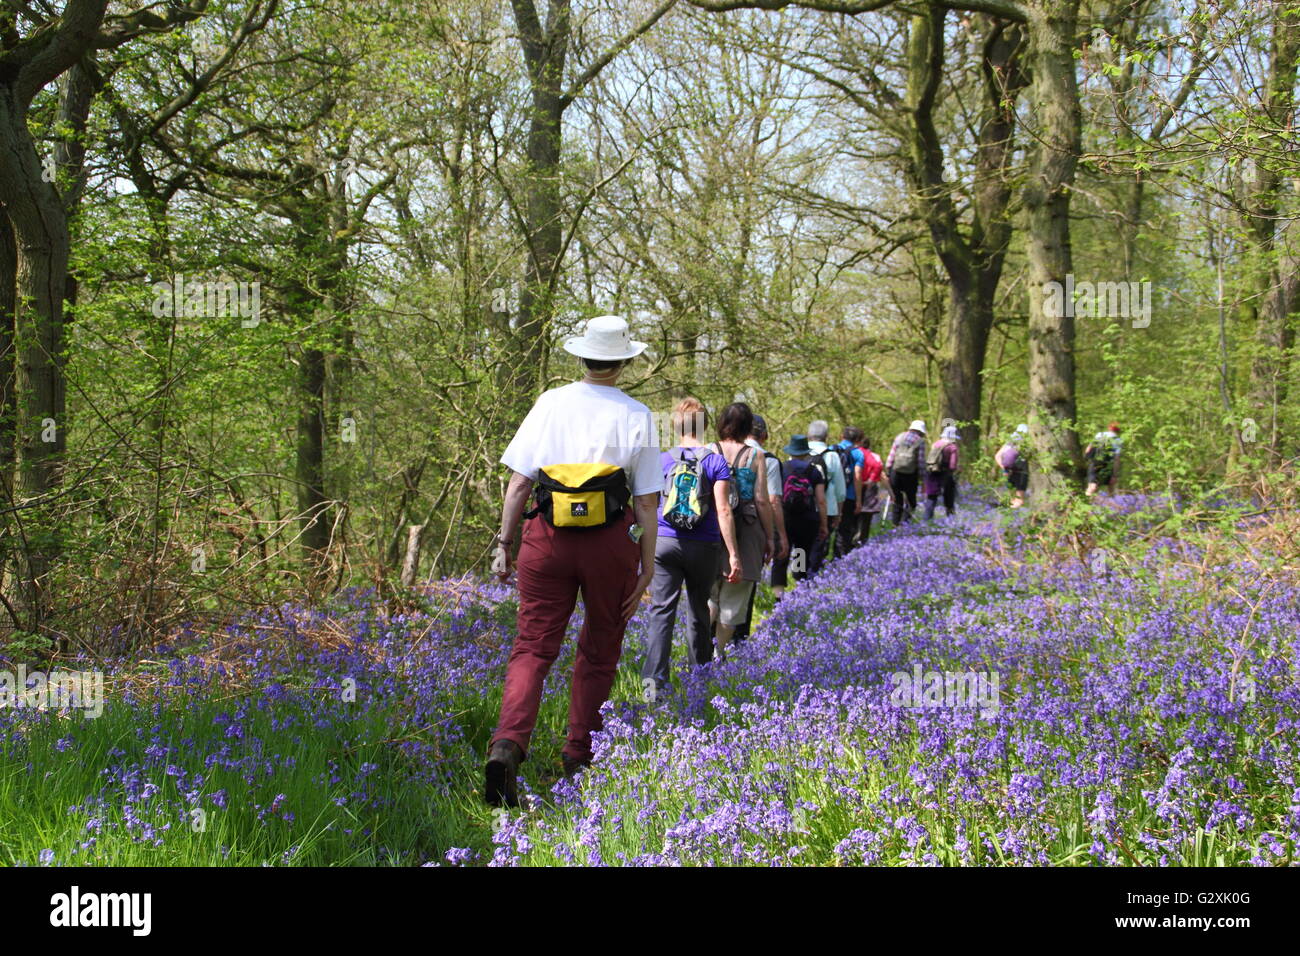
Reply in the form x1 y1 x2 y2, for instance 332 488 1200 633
528 463 631 529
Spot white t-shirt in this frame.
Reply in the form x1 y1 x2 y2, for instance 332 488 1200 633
500 382 662 496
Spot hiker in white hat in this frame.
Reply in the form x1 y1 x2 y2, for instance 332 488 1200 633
922 425 962 519
884 419 928 524
484 314 661 806
561 313 648 363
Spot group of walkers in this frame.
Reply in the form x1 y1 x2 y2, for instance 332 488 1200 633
993 421 1124 507
643 411 924 698
481 315 1124 806
881 420 964 524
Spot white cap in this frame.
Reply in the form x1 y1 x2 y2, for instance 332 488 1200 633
909 420 927 435
562 315 647 361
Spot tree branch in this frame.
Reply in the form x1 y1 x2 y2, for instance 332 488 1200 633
688 0 1028 22
687 0 894 13
8 0 106 103
561 0 679 107
95 1 212 49
936 0 1026 22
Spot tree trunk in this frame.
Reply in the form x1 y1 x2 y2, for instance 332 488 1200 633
1246 6 1300 463
288 193 353 577
511 0 571 404
400 524 424 588
0 97 72 630
1023 0 1084 495
296 342 331 562
940 282 994 447
905 9 1025 459
0 210 14 498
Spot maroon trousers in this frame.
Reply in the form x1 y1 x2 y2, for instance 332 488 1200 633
492 511 640 762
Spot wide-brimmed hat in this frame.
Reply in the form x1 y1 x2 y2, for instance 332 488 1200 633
909 419 927 435
563 315 647 361
783 434 812 456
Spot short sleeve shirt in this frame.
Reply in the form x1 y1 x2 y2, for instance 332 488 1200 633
500 381 662 496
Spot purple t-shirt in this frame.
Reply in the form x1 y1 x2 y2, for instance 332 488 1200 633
657 446 731 542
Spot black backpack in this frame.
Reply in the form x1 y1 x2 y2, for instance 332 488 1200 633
808 452 832 486
829 443 855 489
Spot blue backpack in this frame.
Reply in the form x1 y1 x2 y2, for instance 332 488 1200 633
661 448 711 531
711 442 757 507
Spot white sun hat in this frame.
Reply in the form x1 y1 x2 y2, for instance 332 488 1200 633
909 419 927 435
562 315 648 361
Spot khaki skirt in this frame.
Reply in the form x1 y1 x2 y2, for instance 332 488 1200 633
718 501 766 582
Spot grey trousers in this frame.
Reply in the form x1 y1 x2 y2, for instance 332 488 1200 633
642 534 721 690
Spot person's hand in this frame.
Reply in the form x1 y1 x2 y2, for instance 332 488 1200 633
491 540 513 582
816 525 828 543
762 536 772 564
726 554 743 583
622 570 654 622
777 535 789 560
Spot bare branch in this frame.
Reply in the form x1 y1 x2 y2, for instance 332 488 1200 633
688 0 1027 22
95 1 212 49
562 0 679 106
687 0 894 13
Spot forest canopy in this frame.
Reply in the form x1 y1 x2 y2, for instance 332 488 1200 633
0 0 1295 650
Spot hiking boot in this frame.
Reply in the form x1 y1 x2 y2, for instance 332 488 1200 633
484 739 523 808
561 753 591 779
